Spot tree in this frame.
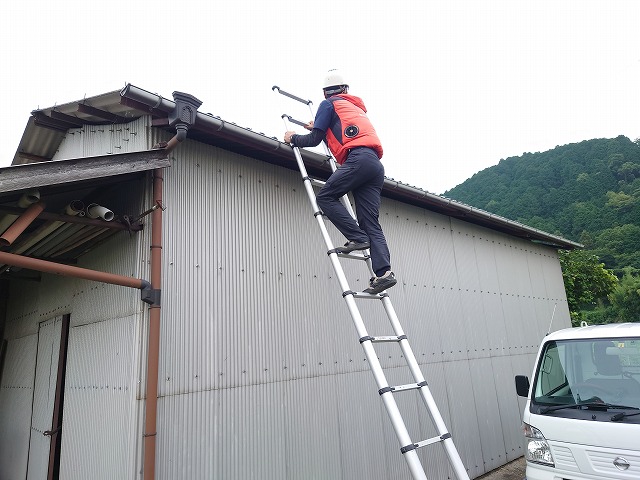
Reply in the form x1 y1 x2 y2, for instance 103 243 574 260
609 269 640 323
559 250 618 325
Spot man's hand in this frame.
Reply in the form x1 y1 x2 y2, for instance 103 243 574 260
284 131 295 144
304 121 314 131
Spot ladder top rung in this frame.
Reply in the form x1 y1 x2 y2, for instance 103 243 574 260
272 86 312 105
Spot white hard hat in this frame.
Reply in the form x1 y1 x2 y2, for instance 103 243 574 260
323 69 348 90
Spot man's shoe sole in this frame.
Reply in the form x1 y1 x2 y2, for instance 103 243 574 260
363 277 397 295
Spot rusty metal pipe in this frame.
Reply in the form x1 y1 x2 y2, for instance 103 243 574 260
164 125 187 154
0 201 46 247
143 168 163 480
0 251 150 290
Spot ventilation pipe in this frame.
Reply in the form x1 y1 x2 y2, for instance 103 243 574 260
10 201 85 256
18 189 41 208
65 200 85 216
86 203 114 221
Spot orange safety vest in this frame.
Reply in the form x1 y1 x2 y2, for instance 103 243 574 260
325 94 383 164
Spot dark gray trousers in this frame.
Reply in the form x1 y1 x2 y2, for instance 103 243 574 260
316 147 391 276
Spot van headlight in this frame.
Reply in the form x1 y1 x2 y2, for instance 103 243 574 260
523 422 554 466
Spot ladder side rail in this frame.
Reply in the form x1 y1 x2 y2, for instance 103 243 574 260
381 300 471 480
279 90 469 479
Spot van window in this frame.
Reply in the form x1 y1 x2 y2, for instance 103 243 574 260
533 338 640 411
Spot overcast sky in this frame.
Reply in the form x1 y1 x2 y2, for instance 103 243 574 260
2 0 639 194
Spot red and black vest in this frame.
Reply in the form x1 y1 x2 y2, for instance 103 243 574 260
326 94 383 164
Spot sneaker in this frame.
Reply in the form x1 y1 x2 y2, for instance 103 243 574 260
363 271 397 295
335 240 370 253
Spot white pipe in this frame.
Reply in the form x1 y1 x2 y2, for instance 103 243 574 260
12 201 86 255
65 200 85 216
86 203 114 221
18 189 41 208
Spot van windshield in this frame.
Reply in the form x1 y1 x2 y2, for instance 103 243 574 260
533 337 640 411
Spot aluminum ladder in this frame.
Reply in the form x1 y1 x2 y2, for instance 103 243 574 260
274 86 471 480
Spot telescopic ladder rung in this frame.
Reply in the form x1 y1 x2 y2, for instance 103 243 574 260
309 178 326 188
327 248 370 261
345 291 387 299
275 86 470 480
334 252 370 261
360 335 407 343
380 381 428 394
403 434 452 453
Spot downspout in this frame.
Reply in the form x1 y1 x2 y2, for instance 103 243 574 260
143 91 201 480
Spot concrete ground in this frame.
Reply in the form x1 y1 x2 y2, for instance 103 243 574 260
476 456 526 480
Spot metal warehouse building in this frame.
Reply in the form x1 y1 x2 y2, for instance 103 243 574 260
0 85 579 480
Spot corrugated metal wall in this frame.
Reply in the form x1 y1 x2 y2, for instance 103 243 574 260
54 117 149 159
154 137 571 480
0 124 570 479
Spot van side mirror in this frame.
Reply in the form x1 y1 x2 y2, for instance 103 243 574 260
515 375 530 397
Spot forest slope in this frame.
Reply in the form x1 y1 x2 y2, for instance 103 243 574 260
445 135 640 273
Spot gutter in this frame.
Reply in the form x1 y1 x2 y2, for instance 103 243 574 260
119 84 580 250
382 180 583 249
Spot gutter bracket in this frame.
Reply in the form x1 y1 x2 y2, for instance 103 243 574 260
140 281 161 306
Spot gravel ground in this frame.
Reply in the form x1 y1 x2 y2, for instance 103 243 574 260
476 456 526 480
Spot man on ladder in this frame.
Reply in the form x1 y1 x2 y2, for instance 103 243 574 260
283 69 397 295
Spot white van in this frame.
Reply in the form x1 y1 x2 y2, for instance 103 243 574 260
515 323 640 480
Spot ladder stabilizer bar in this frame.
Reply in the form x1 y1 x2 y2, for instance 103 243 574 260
273 86 312 105
281 114 308 128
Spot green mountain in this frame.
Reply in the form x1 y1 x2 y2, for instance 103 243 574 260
444 135 640 273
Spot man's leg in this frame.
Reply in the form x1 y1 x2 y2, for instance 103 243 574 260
316 156 369 244
351 155 391 276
